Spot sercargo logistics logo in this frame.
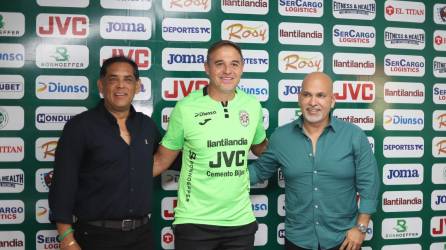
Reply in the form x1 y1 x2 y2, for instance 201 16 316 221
434 3 446 25
36 14 89 38
278 0 323 17
0 169 24 193
332 0 376 20
333 81 375 103
36 230 59 250
37 0 88 8
242 50 269 73
382 190 423 212
0 200 25 224
383 164 423 186
0 137 24 162
385 0 425 23
238 79 269 102
162 0 211 12
0 12 25 37
384 82 424 104
332 25 376 48
100 0 152 10
36 44 89 69
434 30 446 51
384 27 425 50
0 43 24 68
222 0 268 15
161 170 179 191
433 137 446 158
381 217 422 240
384 54 425 77
431 216 446 237
35 106 87 130
383 109 424 131
36 199 50 223
36 75 89 100
278 22 323 46
0 75 24 99
433 110 446 131
35 168 53 193
222 20 268 44
0 231 25 249
0 106 24 131
250 195 268 217
162 48 206 71
100 46 151 70
333 108 375 130
100 15 151 40
383 136 424 158
254 223 267 246
434 57 446 78
162 18 211 42
433 83 446 105
431 190 446 211
332 53 375 75
162 78 208 101
432 164 446 184
35 137 58 162
278 51 323 73
278 79 302 102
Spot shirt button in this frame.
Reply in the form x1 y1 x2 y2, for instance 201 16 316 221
315 221 319 225
131 168 135 171
314 205 318 208
313 170 317 174
130 188 134 192
129 209 133 213
309 153 313 157
314 187 318 191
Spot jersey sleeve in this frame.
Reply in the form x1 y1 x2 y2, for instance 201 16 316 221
161 102 185 150
252 104 266 145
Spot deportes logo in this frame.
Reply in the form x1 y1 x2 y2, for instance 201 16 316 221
250 195 268 217
36 199 50 223
0 169 24 193
0 43 24 68
382 190 423 212
36 75 89 100
332 25 376 48
381 217 422 239
0 137 24 162
162 48 206 71
0 106 24 130
0 12 25 37
278 79 302 102
332 53 375 75
384 27 425 50
384 54 425 77
100 0 152 10
385 0 425 23
162 18 211 42
383 164 423 186
432 164 446 184
35 137 58 162
36 14 89 38
431 216 446 237
278 22 323 46
383 109 424 131
35 106 87 130
242 49 269 73
433 110 446 131
433 137 446 158
332 0 376 20
434 57 446 78
35 168 53 193
100 46 151 70
100 15 151 40
384 82 424 104
222 0 268 15
162 0 211 12
0 75 24 99
36 230 59 249
333 109 375 130
0 200 25 224
383 136 424 158
36 44 89 69
0 231 25 248
222 20 268 44
432 190 446 211
162 78 208 101
333 81 374 103
278 51 323 73
434 83 446 105
278 0 323 17
238 79 269 102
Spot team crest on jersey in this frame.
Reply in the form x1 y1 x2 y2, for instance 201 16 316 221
239 110 249 127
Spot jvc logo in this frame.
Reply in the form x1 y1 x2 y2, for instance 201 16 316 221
111 48 149 68
163 79 208 99
333 82 374 103
432 217 446 236
209 150 245 168
37 14 88 38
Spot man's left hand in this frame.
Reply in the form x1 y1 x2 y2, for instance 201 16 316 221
339 227 365 250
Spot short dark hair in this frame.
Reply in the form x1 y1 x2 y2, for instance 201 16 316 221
206 40 243 63
100 56 139 79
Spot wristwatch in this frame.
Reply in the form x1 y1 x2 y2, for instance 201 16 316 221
356 223 368 233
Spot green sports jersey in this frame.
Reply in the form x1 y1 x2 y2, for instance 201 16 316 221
161 87 266 226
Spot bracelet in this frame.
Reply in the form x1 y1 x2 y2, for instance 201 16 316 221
58 227 74 242
61 240 76 249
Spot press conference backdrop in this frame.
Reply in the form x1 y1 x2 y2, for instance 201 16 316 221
1 0 446 249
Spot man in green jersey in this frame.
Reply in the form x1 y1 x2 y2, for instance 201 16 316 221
153 40 268 250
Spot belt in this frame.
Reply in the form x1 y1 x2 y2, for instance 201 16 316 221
84 217 150 231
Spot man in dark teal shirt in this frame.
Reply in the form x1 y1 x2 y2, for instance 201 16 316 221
249 72 379 250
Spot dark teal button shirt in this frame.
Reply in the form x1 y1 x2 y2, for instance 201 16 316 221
249 116 379 249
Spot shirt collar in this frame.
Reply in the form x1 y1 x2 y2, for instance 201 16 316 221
294 112 338 133
97 99 136 124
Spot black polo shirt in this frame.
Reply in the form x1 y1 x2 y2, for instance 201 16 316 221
49 100 160 224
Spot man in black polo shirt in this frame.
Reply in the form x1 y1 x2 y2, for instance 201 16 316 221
49 56 160 250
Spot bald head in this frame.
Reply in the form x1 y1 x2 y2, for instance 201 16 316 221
302 72 333 94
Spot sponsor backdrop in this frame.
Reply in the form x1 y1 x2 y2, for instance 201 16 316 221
0 0 445 249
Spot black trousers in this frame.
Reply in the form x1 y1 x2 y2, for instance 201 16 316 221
285 238 342 250
73 222 154 250
174 221 258 250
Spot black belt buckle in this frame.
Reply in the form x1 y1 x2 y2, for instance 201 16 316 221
121 219 136 231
